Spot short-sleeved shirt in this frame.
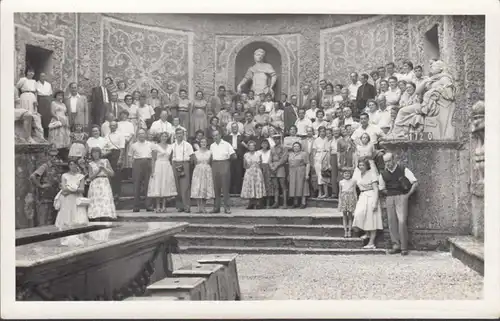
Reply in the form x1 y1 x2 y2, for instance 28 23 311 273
171 140 194 162
105 132 126 150
210 140 235 161
351 124 384 146
295 118 313 136
129 141 154 159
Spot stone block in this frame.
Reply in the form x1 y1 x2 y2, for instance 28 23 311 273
197 253 241 300
172 263 225 300
146 277 207 300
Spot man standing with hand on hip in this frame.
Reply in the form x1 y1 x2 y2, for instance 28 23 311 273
378 152 418 256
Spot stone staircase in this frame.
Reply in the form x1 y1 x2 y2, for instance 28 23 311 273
116 179 385 254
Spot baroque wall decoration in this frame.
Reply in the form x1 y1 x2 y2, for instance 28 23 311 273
215 34 300 96
320 16 394 86
408 15 444 71
77 13 103 97
101 16 194 98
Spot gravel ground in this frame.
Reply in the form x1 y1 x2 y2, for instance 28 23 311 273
172 252 483 300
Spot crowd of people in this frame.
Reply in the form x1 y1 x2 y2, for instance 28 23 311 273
18 59 427 253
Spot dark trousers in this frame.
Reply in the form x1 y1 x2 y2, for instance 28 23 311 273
330 153 339 197
132 158 152 210
173 161 191 211
229 156 244 194
107 149 122 197
212 160 231 211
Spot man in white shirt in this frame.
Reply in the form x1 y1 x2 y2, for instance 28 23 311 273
332 107 360 129
295 108 313 137
117 110 135 179
210 129 236 214
171 117 187 143
305 99 319 122
149 110 174 139
226 111 244 134
101 112 115 137
171 128 194 213
128 129 154 212
35 72 53 136
384 62 400 80
65 82 89 131
105 120 125 199
379 152 418 256
109 92 120 119
373 96 392 129
412 65 429 87
347 72 362 101
351 112 384 146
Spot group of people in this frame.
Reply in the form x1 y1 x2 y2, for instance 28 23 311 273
18 58 428 253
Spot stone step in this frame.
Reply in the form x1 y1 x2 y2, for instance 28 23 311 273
175 234 364 249
184 223 346 237
117 210 344 225
178 245 386 255
448 236 484 276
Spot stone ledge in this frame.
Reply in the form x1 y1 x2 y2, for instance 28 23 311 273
15 143 51 154
379 139 463 150
448 236 484 276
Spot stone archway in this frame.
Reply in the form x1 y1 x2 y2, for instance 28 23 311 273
226 36 291 97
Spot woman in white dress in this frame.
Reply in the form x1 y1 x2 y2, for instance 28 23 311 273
16 68 38 114
54 159 89 229
147 132 177 212
48 90 71 159
87 147 117 221
352 159 383 249
190 137 215 213
312 126 330 198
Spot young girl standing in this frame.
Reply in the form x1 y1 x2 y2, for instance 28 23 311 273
338 168 357 238
68 123 88 161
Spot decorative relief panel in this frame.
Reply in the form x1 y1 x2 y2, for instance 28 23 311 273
14 13 77 90
101 16 194 98
215 34 300 97
77 13 103 97
320 16 394 86
408 15 444 71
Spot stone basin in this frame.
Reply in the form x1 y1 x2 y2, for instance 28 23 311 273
16 221 188 301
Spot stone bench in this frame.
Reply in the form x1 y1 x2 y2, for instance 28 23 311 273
172 263 226 301
146 277 207 300
197 253 241 300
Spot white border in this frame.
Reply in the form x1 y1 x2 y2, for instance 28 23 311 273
2 0 500 319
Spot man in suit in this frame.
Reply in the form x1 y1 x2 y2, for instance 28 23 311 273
161 83 179 122
317 79 327 103
224 122 246 195
210 85 227 117
299 85 315 110
91 77 112 127
283 94 299 134
109 92 120 120
356 73 377 117
65 82 89 131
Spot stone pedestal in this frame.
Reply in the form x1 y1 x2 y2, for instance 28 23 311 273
379 140 470 250
15 143 51 229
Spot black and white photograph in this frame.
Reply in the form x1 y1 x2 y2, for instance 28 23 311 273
1 0 499 318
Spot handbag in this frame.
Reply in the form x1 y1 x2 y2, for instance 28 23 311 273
76 197 91 207
53 190 62 210
48 119 63 129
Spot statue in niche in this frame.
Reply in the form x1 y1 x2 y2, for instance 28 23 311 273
14 86 47 144
389 60 456 140
236 48 277 98
471 100 484 195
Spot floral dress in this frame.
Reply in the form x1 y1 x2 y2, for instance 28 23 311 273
339 178 357 212
68 132 88 159
48 101 71 149
147 144 178 198
191 150 215 199
87 159 116 220
240 151 266 199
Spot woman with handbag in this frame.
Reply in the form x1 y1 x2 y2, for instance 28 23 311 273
54 159 89 229
87 147 117 221
48 90 71 160
312 126 331 198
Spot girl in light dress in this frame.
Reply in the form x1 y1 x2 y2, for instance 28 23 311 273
259 139 274 208
352 159 383 249
338 168 357 238
87 147 117 221
68 123 88 160
190 137 215 213
147 132 177 212
240 140 266 209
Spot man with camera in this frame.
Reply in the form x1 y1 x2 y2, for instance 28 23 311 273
172 128 194 213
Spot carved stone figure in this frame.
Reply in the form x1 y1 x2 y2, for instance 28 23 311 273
14 86 47 144
389 60 456 140
471 100 484 194
237 48 277 98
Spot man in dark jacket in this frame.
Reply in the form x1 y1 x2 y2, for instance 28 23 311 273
91 77 113 126
356 73 377 117
224 123 247 194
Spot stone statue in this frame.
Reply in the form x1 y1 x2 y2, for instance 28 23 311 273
390 60 456 140
471 100 484 192
237 48 277 98
14 86 46 144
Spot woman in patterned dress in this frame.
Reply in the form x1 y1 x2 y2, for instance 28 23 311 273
259 139 274 208
191 90 208 137
240 140 266 209
147 132 177 212
288 142 310 208
87 147 116 221
48 90 71 160
191 137 215 213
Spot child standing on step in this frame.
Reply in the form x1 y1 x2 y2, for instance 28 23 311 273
338 168 357 238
